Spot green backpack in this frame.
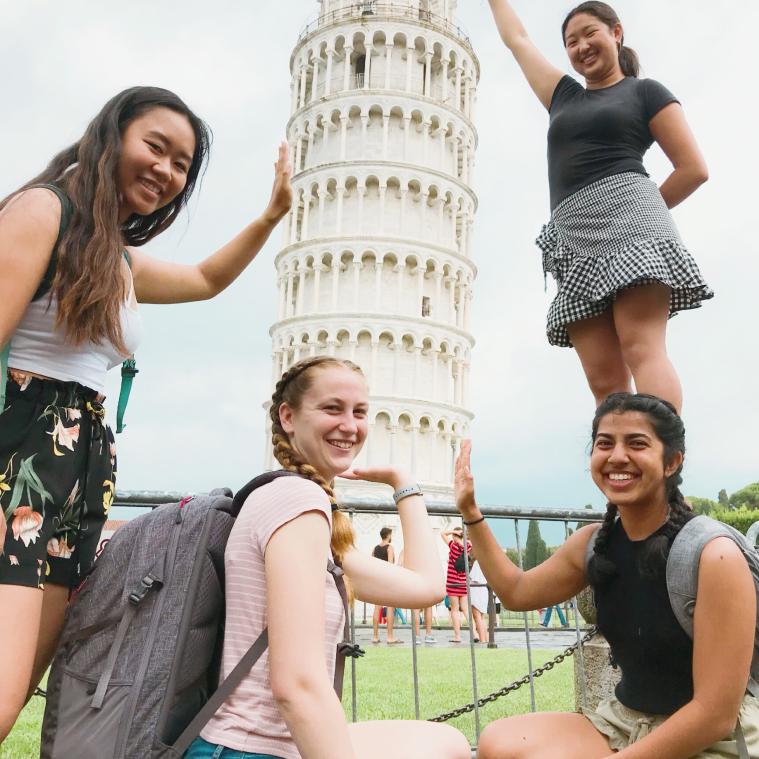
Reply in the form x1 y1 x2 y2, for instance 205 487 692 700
0 184 137 432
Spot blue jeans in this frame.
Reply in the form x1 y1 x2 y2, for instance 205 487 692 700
541 605 567 626
184 736 282 759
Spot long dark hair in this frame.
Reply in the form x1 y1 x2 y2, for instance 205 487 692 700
1 86 211 353
562 1 640 78
587 393 692 585
269 355 364 565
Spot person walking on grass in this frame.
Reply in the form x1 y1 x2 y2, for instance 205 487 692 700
487 0 712 412
441 527 471 643
187 356 470 759
455 394 758 758
0 86 292 744
372 527 401 644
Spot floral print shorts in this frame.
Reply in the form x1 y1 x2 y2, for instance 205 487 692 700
0 375 116 590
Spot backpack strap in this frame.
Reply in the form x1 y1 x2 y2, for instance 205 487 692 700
667 515 759 698
30 183 74 302
170 471 360 755
0 184 73 411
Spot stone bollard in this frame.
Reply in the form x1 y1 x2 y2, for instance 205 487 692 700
574 587 620 712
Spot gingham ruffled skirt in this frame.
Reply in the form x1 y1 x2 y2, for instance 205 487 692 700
536 172 713 347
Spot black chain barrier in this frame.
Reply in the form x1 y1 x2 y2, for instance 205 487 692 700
427 627 598 723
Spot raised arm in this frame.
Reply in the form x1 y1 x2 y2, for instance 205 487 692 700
650 103 709 209
487 0 565 110
340 467 444 608
130 142 292 304
0 188 61 347
266 510 355 759
606 537 755 759
454 440 589 610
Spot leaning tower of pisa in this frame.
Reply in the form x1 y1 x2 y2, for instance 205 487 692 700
267 0 479 512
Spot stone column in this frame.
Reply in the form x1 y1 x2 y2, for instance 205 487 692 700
454 66 462 111
413 346 422 397
395 262 406 310
405 45 414 92
382 114 390 160
363 48 372 90
335 183 345 235
384 42 394 89
339 114 349 160
370 339 379 387
447 277 456 323
411 424 419 473
416 265 425 310
299 63 308 108
357 183 366 233
422 120 430 164
399 187 408 230
285 267 295 318
325 48 334 96
343 46 353 91
301 192 311 240
312 262 323 311
289 192 300 242
331 259 341 311
403 116 411 160
294 135 304 174
431 347 439 400
441 57 450 103
419 191 429 239
464 71 471 118
433 270 443 311
306 128 315 169
352 259 362 310
310 56 320 103
277 274 286 320
424 51 433 96
296 263 306 315
360 115 369 154
374 260 383 309
378 183 387 234
317 187 327 236
389 424 398 466
290 72 299 112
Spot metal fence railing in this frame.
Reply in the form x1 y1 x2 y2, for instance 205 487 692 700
111 490 604 750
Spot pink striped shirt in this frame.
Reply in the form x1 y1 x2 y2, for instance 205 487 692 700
201 477 345 758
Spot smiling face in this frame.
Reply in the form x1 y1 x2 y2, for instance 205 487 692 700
563 12 623 83
279 365 369 482
115 106 196 223
591 411 682 510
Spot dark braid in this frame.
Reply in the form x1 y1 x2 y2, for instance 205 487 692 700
588 393 691 586
269 356 364 564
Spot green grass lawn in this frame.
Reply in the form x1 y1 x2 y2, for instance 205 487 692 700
2 647 574 756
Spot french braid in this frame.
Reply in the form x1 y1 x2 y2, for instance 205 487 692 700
269 356 364 564
588 393 692 586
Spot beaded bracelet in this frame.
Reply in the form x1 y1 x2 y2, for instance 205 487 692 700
462 515 485 526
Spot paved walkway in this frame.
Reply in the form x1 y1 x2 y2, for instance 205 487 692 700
353 625 582 649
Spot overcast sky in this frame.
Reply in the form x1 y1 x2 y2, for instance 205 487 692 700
2 0 757 513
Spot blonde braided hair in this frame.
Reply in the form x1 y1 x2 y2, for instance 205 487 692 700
270 356 364 564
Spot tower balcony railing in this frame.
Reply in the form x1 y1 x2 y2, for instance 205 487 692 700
298 2 472 48
106 490 605 752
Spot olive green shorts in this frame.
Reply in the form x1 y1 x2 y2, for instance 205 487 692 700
583 695 759 757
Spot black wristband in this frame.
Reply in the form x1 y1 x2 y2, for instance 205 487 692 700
463 515 485 526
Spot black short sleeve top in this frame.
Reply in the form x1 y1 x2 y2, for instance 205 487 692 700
547 75 678 209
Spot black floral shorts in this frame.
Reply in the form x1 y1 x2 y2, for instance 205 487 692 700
0 375 116 590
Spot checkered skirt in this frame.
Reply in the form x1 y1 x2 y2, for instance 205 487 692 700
536 172 713 347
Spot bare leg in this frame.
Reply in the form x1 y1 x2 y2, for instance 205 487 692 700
386 607 396 643
350 719 471 759
0 586 44 743
567 310 632 406
472 607 487 642
450 596 462 641
372 605 380 643
613 283 682 412
424 607 433 636
26 583 68 701
477 712 612 759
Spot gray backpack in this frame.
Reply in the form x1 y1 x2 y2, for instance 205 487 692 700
585 515 759 757
40 471 357 759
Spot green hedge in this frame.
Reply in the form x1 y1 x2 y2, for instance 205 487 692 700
712 509 759 536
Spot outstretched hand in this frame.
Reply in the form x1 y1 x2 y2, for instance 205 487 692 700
454 439 478 518
263 141 293 224
339 466 408 491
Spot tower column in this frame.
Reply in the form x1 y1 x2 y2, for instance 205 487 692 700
330 258 341 311
342 46 353 91
312 262 323 311
285 267 295 318
352 259 362 310
384 42 394 89
339 114 349 159
299 63 308 108
325 48 334 96
311 56 320 103
405 45 414 91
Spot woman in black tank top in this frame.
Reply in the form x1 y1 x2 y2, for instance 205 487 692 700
454 393 757 758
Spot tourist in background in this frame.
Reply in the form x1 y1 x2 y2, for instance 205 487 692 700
441 527 471 643
0 86 292 743
487 0 712 412
372 526 401 644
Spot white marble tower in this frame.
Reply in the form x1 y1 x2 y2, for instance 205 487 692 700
267 0 479 507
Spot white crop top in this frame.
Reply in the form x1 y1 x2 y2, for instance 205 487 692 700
9 272 143 395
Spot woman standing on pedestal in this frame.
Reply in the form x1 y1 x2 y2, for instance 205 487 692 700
487 0 712 411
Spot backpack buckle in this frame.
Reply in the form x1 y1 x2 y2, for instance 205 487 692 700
128 573 162 606
338 641 365 659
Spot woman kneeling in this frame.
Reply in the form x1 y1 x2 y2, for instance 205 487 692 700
186 356 471 759
456 393 758 758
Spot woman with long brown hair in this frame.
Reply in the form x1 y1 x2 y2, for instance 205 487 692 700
0 85 292 741
487 0 712 412
189 355 471 759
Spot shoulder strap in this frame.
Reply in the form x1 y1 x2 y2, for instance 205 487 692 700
231 469 303 516
667 515 759 697
30 183 74 302
583 524 601 579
